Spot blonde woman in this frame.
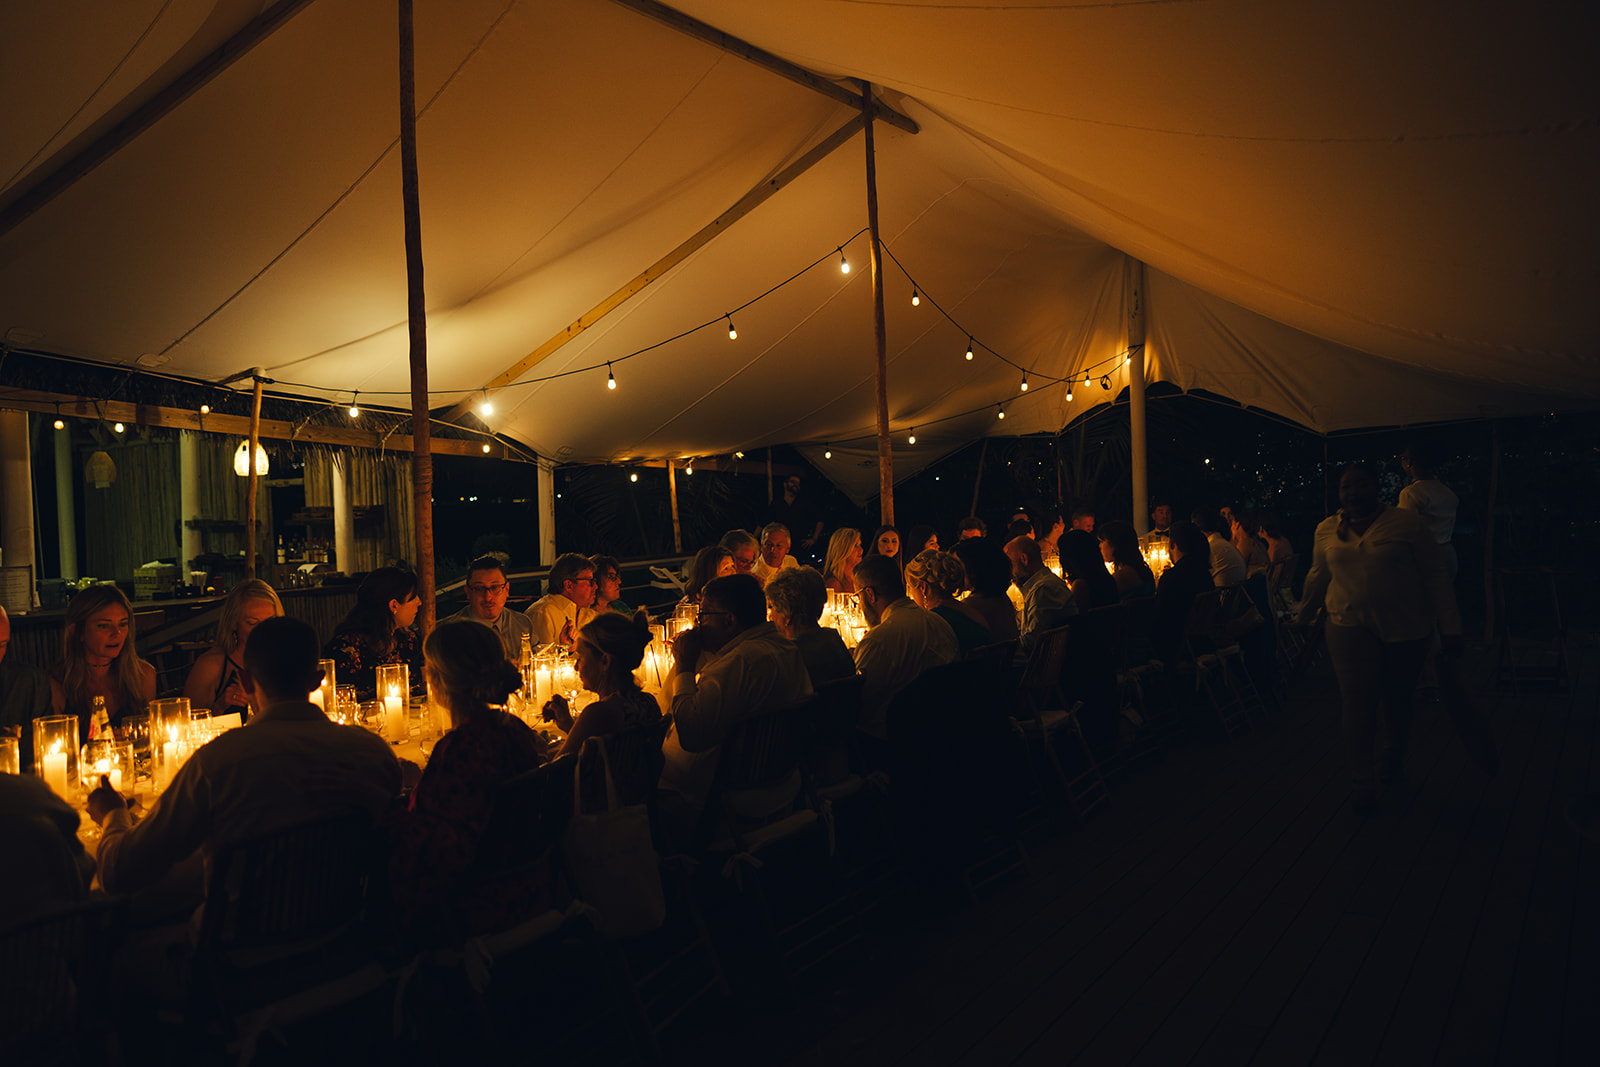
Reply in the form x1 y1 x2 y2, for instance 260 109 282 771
823 527 864 596
183 579 284 719
50 585 157 738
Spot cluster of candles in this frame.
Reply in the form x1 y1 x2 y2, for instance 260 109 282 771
821 590 869 648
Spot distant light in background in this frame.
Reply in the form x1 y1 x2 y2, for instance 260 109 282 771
199 404 210 415
113 422 125 433
630 472 638 482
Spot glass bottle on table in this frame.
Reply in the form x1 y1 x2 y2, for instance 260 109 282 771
89 695 110 740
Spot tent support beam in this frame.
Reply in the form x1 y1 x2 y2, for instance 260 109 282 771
607 0 918 134
400 0 436 637
445 112 867 422
0 0 318 237
244 373 264 581
668 460 682 554
1127 257 1149 536
864 83 893 526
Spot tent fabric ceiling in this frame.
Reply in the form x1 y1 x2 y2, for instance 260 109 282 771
2 0 1595 505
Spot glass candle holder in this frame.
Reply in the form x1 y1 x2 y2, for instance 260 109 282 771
357 701 384 734
149 697 191 791
310 659 337 713
0 734 19 775
117 713 152 790
33 715 79 798
375 664 408 743
533 650 556 711
334 685 358 725
109 741 134 796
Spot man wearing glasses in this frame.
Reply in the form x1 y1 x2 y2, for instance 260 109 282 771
447 555 536 663
528 552 599 650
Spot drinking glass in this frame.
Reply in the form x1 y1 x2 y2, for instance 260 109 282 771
0 734 18 775
335 685 358 725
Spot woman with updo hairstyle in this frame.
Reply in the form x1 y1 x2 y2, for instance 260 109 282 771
1097 520 1156 600
682 545 734 605
391 619 547 936
822 528 864 596
323 567 422 701
543 610 661 758
905 549 992 654
765 565 855 686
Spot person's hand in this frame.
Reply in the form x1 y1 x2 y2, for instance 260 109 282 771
86 774 127 823
672 627 704 673
397 758 423 791
543 694 573 731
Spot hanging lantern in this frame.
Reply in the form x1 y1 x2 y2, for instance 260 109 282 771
233 440 269 477
85 451 117 489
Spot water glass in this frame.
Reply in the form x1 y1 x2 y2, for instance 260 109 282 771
0 734 18 775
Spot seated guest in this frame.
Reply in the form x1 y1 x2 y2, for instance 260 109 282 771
957 516 988 541
765 566 856 686
392 620 546 935
904 524 940 557
89 617 400 896
1004 535 1077 654
184 580 283 718
852 556 958 741
1258 511 1296 565
951 538 1021 643
1231 512 1271 575
904 549 992 654
1006 517 1036 541
1141 500 1175 548
1098 521 1156 599
1060 529 1119 611
1192 507 1247 587
448 554 536 662
323 568 422 701
660 575 813 819
51 585 156 739
1035 510 1065 562
590 554 633 616
719 530 760 577
1150 522 1217 664
865 525 903 573
544 612 662 759
682 545 735 605
1070 506 1096 533
527 553 598 651
0 605 53 772
0 772 96 919
751 523 800 584
822 527 864 596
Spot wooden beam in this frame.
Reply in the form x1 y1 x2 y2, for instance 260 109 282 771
607 0 918 135
400 0 436 639
444 112 867 420
864 83 893 526
245 374 264 580
0 0 318 237
0 389 499 457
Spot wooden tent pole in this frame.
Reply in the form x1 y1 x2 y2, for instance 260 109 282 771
399 0 435 636
244 373 264 581
970 437 989 518
1126 257 1149 536
668 460 682 554
863 82 893 526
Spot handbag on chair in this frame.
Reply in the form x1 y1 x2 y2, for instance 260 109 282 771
563 737 666 939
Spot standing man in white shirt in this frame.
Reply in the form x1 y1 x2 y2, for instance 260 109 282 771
1398 446 1460 582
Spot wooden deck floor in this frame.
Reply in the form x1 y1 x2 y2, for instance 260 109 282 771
672 635 1600 1067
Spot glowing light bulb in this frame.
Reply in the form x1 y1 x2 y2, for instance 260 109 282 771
113 422 125 433
1019 374 1029 392
1066 387 1074 402
839 249 849 274
482 443 491 453
911 288 920 307
53 418 65 430
824 449 832 459
685 462 694 475
630 472 638 482
199 404 210 415
965 338 974 361
996 407 1006 420
349 404 360 418
725 315 737 340
607 364 616 390
908 429 916 445
480 397 493 417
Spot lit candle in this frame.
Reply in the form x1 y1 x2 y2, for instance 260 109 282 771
309 687 325 712
383 685 405 741
535 664 553 709
93 756 122 794
42 741 69 798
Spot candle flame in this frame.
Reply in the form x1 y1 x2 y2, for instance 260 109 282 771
49 740 61 756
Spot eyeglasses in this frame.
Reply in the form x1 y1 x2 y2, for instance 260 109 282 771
696 610 732 622
467 583 507 596
570 576 596 585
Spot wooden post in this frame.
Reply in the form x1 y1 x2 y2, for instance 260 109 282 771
668 460 683 554
1483 420 1500 643
1126 258 1149 536
399 0 435 635
863 82 893 526
969 437 989 518
244 373 264 580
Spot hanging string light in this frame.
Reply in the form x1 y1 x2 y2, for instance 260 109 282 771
911 287 920 307
965 337 974 361
607 363 616 390
1066 384 1075 402
199 404 210 416
823 447 833 459
907 428 916 445
479 390 493 417
838 248 849 274
1100 375 1112 390
53 403 64 430
725 314 737 340
349 392 361 418
113 421 125 433
482 443 491 453
685 459 694 475
996 404 1006 420
1019 372 1029 392
629 471 638 482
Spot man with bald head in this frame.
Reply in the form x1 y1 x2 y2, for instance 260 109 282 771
0 606 53 772
1004 535 1077 654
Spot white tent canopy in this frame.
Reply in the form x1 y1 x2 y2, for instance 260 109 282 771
3 0 1595 503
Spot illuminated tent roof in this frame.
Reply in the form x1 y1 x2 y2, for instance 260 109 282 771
3 0 1595 502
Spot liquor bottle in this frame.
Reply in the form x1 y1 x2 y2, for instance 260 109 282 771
90 695 110 740
276 536 286 564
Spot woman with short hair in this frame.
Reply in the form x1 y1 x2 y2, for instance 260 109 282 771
905 549 992 654
544 611 662 759
765 566 855 686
